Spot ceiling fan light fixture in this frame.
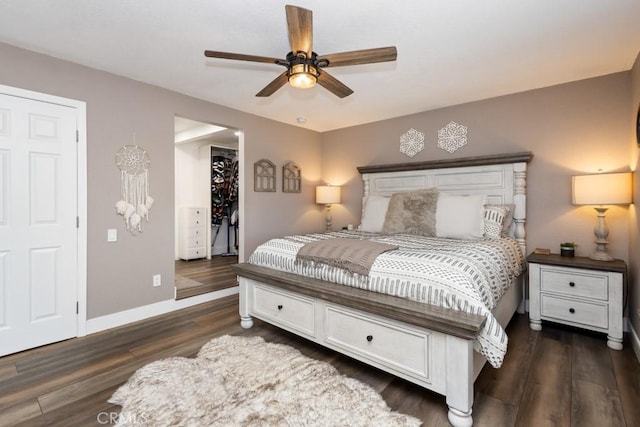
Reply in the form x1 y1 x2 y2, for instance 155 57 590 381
288 63 318 89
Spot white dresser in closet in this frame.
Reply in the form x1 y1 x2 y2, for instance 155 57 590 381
178 207 207 260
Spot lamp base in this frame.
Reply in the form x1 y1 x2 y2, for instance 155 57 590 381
590 207 615 262
325 204 333 232
589 251 615 262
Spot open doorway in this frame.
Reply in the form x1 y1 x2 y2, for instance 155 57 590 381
174 116 240 299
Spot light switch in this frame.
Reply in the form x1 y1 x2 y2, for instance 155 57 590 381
107 228 118 242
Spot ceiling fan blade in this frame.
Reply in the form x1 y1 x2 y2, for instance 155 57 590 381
285 5 313 56
204 50 283 65
256 71 289 97
317 70 353 98
318 46 397 67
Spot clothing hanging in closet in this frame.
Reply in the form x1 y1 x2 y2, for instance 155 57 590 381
210 152 237 225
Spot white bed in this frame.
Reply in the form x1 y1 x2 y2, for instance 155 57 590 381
232 152 532 426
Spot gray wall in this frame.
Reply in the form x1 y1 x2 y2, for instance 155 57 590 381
0 42 323 319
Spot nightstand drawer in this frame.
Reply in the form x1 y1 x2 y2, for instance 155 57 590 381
540 294 608 329
540 267 608 300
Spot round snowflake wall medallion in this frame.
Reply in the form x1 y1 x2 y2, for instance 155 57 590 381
437 121 468 153
399 128 425 158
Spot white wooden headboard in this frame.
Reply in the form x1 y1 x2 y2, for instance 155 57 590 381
358 152 532 255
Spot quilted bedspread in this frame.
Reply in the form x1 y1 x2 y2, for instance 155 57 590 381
248 230 525 368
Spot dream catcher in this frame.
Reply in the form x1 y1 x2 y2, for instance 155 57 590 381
114 145 154 234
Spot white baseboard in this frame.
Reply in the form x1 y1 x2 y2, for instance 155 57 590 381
85 286 239 335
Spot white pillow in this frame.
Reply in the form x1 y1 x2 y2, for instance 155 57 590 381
360 196 390 232
435 193 486 239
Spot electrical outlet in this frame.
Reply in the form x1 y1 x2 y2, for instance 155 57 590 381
153 274 161 287
107 229 117 242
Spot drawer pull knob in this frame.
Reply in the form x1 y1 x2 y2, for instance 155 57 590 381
569 308 575 314
366 335 373 342
277 305 283 310
569 282 575 287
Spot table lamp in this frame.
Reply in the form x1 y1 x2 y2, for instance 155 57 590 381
572 172 632 261
316 185 341 231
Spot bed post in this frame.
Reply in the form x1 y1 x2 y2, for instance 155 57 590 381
512 162 527 256
238 278 254 329
446 335 474 427
362 173 371 197
513 162 528 314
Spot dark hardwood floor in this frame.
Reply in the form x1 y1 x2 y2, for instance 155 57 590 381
175 255 238 299
1 295 639 426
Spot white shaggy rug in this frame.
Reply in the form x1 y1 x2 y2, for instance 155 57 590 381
109 335 421 426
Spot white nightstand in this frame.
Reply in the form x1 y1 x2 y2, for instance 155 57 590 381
527 253 626 350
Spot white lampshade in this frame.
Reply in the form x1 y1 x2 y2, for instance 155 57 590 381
316 185 341 205
572 173 632 206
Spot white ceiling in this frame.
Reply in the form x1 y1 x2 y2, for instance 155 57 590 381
174 116 238 147
1 1 639 132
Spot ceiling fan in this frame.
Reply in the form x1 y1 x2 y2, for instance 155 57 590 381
204 5 397 98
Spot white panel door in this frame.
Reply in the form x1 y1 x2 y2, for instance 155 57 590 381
0 93 78 356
